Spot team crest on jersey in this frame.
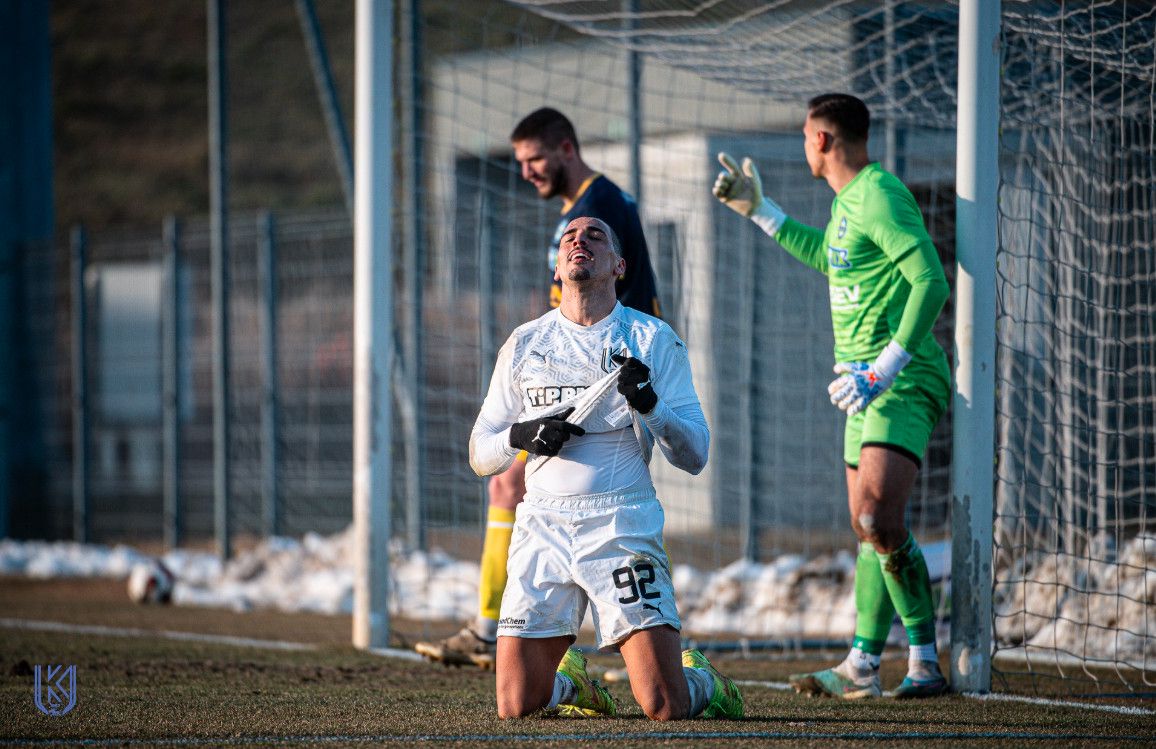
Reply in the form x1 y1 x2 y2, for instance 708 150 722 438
601 346 629 373
837 216 848 239
828 246 852 269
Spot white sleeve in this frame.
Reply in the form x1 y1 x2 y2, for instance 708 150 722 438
469 337 523 476
640 328 709 474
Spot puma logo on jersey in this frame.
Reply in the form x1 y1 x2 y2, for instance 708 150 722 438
526 385 589 408
830 284 861 310
828 245 852 269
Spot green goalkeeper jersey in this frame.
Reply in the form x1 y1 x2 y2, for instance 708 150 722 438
773 162 949 367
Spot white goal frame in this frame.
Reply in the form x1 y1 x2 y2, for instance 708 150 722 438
950 0 999 694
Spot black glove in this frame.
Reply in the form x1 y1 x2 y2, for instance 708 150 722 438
611 354 658 414
508 406 586 456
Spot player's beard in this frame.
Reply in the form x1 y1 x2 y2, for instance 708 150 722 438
567 266 592 282
540 161 568 200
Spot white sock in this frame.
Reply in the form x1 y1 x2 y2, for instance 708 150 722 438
549 673 577 709
909 643 937 664
846 646 881 673
683 667 715 717
473 617 498 641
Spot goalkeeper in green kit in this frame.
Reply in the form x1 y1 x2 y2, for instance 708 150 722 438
714 93 951 699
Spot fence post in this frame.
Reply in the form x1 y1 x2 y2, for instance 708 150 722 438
401 0 426 551
625 0 642 205
294 0 355 218
162 216 183 549
208 0 232 560
70 224 90 543
258 211 280 537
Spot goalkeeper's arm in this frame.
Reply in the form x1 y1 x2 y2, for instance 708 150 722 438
713 152 827 273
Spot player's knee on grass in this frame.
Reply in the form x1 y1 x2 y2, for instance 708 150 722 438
496 684 550 719
496 697 541 720
633 688 689 722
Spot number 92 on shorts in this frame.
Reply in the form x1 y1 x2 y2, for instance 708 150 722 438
498 488 680 650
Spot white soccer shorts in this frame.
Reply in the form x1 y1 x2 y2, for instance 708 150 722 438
497 488 681 650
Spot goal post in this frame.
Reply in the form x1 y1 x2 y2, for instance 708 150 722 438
352 0 394 651
950 0 999 694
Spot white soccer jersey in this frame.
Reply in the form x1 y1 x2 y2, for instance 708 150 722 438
469 303 709 497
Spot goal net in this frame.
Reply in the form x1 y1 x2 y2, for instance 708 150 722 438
407 0 960 663
992 2 1156 692
398 0 1154 691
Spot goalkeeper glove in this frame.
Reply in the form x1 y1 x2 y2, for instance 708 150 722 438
712 152 788 236
611 354 658 414
827 341 913 415
508 407 585 456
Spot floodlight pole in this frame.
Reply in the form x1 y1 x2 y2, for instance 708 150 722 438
951 0 999 694
352 0 394 651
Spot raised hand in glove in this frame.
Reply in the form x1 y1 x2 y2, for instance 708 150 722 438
827 341 912 416
712 152 787 235
611 354 658 414
508 406 585 456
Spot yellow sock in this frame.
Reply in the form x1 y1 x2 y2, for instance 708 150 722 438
478 506 516 621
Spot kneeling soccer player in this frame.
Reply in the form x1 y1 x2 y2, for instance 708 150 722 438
469 216 742 720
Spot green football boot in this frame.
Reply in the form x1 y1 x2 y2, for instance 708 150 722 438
551 648 617 718
789 659 881 700
892 659 949 699
682 648 744 719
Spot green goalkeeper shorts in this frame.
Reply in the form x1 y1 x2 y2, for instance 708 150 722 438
843 355 950 469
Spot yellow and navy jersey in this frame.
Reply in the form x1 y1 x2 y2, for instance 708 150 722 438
549 174 662 319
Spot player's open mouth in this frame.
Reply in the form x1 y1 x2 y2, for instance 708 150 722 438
568 250 592 262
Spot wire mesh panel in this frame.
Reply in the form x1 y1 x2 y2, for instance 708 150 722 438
993 2 1156 693
408 0 960 650
18 0 1154 694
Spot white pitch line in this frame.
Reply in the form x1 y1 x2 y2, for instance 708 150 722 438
736 678 793 691
962 690 1156 716
1 617 430 663
737 678 1154 715
0 618 315 651
367 646 427 662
